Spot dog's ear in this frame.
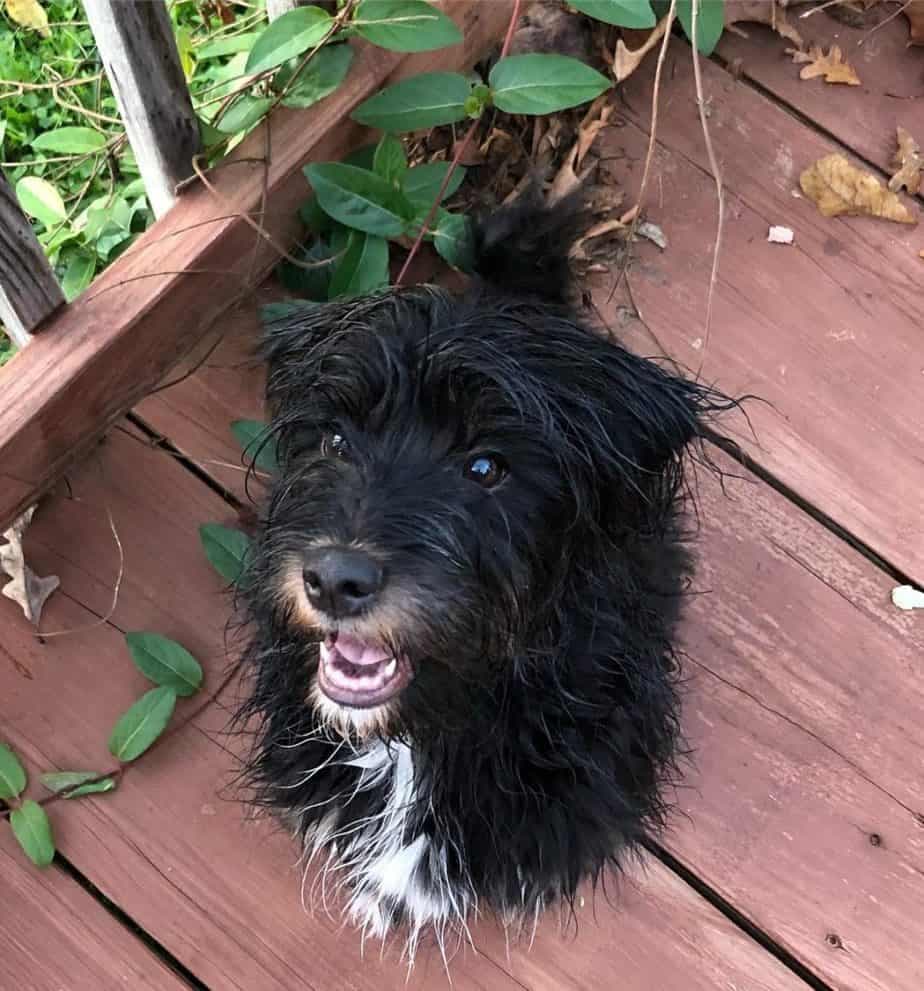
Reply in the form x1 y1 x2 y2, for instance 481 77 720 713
258 300 333 411
559 329 736 518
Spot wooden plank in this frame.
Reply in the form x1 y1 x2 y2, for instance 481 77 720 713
0 0 514 534
0 174 65 346
82 0 200 219
595 48 924 581
0 828 190 990
718 9 924 181
0 429 804 991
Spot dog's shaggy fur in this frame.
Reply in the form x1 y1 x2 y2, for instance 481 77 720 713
237 194 734 958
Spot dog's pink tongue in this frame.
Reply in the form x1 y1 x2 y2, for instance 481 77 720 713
334 634 391 667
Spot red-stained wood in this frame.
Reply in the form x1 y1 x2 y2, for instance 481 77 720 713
0 828 190 990
0 430 805 991
718 9 924 182
0 0 515 535
594 48 923 582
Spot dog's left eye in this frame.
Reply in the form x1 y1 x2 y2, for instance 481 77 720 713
321 433 349 459
464 454 507 488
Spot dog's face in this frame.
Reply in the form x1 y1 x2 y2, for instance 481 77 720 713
247 288 711 738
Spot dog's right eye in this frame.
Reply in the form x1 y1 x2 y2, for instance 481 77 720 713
321 433 349 459
464 454 507 488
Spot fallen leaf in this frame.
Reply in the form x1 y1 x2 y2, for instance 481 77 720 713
788 44 860 86
725 2 803 47
892 585 924 610
767 225 794 244
0 506 60 626
888 126 922 195
5 0 51 37
800 154 917 225
613 15 669 83
575 94 613 171
904 0 924 45
570 217 627 261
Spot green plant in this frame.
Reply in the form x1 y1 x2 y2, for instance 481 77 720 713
0 627 206 866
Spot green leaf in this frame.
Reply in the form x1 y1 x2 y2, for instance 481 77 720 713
372 133 407 184
0 743 27 800
300 196 334 232
40 772 117 799
230 420 278 472
32 126 107 155
124 632 203 697
175 26 197 81
197 32 259 59
354 0 462 52
305 162 410 237
108 687 177 763
15 176 66 228
279 42 353 109
328 231 389 300
489 54 611 115
568 0 656 28
260 300 319 323
402 162 465 210
277 237 336 299
122 178 147 199
676 0 724 55
245 6 333 75
432 211 475 271
217 94 273 135
60 249 96 302
10 801 55 867
199 524 251 584
351 71 471 132
343 144 378 170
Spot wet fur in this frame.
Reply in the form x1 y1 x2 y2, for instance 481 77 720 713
236 194 736 958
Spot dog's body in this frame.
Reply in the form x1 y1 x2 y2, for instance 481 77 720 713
238 195 732 955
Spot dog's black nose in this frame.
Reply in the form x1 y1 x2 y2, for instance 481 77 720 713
303 547 383 618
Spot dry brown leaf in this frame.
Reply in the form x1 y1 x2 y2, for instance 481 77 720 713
889 126 922 195
1 506 60 627
905 0 924 45
800 153 917 224
788 44 860 86
612 15 669 83
725 2 804 47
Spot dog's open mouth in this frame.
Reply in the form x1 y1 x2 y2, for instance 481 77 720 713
317 632 413 708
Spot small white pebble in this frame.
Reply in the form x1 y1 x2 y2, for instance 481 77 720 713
691 337 703 350
768 225 794 244
891 585 924 610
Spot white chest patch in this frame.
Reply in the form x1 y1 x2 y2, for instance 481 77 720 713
300 740 474 960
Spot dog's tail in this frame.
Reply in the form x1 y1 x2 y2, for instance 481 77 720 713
471 186 585 304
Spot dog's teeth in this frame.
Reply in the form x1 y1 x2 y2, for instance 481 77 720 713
384 658 397 678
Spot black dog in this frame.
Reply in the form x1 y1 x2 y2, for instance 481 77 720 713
237 194 733 958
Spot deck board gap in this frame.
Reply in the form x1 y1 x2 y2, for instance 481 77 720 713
705 431 913 586
643 839 833 991
54 853 208 990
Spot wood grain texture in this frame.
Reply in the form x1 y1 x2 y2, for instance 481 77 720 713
0 0 513 535
0 828 190 990
0 429 804 991
596 48 923 582
718 9 924 183
82 0 200 218
0 174 64 346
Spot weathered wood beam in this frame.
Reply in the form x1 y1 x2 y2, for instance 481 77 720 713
0 174 65 347
82 0 200 218
0 1 514 531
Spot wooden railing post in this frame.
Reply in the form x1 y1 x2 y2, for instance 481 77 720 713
82 0 200 218
0 174 65 347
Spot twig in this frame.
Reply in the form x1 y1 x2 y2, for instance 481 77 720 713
608 1 676 304
857 0 914 45
0 661 243 817
396 0 523 285
689 0 724 380
37 457 124 640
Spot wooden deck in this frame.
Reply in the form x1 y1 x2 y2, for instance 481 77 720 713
2 13 922 990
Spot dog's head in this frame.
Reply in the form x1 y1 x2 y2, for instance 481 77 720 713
242 284 730 739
